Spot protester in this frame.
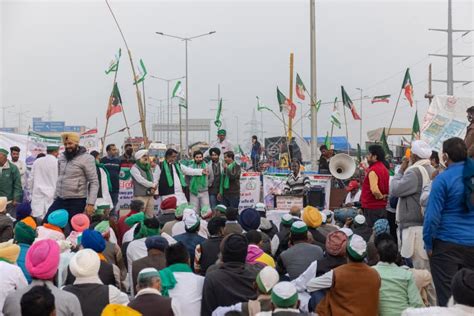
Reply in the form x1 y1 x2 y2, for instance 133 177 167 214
239 208 271 254
174 211 206 268
212 266 279 316
391 140 434 269
128 268 174 316
9 146 26 188
343 179 361 207
117 199 144 244
194 216 226 275
131 236 168 291
20 285 56 316
63 248 129 316
317 212 338 237
120 143 135 168
218 151 241 208
351 214 373 242
158 196 177 229
171 207 209 239
201 234 259 316
0 148 22 217
215 204 227 218
361 144 389 227
189 150 210 211
301 206 326 248
307 234 381 315
223 207 243 235
207 148 223 209
125 209 160 240
374 238 424 316
130 149 157 217
162 203 186 236
0 240 27 311
266 281 307 315
29 145 59 219
15 221 36 283
46 132 98 221
100 144 121 217
284 159 310 194
155 148 207 205
0 197 13 242
272 213 294 257
3 239 82 316
464 106 474 152
423 137 474 306
37 209 69 241
246 230 275 268
67 213 90 247
256 202 278 239
206 129 233 159
318 145 331 174
315 230 347 277
277 221 323 280
251 135 262 172
161 241 204 316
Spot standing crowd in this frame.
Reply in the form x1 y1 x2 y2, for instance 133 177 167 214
0 126 473 316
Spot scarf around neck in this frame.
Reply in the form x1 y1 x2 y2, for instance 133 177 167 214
136 160 153 182
190 161 207 196
163 161 186 188
159 263 192 296
220 161 236 195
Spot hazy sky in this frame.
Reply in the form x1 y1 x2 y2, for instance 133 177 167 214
1 0 473 150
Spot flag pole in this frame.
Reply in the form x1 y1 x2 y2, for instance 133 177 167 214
288 53 294 144
343 105 349 154
105 0 148 147
101 68 119 155
387 88 403 138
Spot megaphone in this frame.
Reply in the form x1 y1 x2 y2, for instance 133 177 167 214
329 153 356 180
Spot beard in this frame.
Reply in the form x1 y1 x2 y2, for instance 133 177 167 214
64 146 79 161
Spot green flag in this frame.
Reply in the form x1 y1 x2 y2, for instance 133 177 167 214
256 96 272 112
133 59 147 85
105 48 121 75
357 143 362 163
172 81 187 109
380 128 393 158
330 97 341 129
324 132 331 149
214 98 223 128
412 110 420 140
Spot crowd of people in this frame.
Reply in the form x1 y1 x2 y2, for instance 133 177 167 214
0 125 473 316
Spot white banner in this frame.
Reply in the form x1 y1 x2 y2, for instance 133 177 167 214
239 172 261 211
421 95 473 152
263 173 332 210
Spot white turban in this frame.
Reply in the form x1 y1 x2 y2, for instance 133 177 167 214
0 197 7 213
135 149 148 160
411 140 432 159
70 249 100 279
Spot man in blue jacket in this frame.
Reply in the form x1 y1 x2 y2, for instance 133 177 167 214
101 144 121 218
424 137 474 306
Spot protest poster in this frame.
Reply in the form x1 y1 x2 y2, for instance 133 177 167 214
239 172 261 211
421 95 473 152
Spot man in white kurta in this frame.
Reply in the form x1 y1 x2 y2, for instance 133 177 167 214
204 129 233 159
28 146 59 219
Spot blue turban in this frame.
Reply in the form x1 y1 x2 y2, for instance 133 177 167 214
81 229 106 253
16 202 32 221
239 208 261 232
373 219 390 236
145 236 169 251
47 209 69 228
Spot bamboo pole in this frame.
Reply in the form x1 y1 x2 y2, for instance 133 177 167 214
288 53 294 142
105 0 148 147
101 68 119 155
387 89 403 137
343 105 349 154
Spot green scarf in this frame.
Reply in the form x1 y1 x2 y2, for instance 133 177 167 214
136 160 153 182
190 161 207 196
163 161 186 188
219 161 236 195
96 161 113 191
159 263 192 296
0 257 13 264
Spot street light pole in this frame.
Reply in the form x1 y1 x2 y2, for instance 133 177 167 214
155 31 216 155
309 0 318 170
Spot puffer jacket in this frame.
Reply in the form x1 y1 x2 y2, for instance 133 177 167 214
55 146 99 204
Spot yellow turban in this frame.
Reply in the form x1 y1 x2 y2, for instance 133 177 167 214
302 206 322 228
0 240 21 264
61 132 80 144
101 304 141 316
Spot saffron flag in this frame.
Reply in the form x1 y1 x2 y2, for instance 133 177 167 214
214 98 223 128
106 83 123 119
402 68 414 107
341 86 361 120
412 110 420 140
105 48 121 75
295 73 307 100
277 87 296 119
371 95 391 104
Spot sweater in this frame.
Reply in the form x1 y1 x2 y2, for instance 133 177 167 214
317 262 381 316
361 161 389 209
222 163 241 196
424 161 474 251
0 161 22 202
201 262 259 316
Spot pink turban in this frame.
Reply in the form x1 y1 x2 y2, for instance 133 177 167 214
26 239 60 280
71 214 90 233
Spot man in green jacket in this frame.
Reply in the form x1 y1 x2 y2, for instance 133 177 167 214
0 147 22 216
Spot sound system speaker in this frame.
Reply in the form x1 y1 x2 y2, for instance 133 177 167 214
305 186 325 209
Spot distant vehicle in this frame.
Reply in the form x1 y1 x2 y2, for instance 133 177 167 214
148 142 167 162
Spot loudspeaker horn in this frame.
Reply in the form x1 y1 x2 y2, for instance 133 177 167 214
329 153 356 180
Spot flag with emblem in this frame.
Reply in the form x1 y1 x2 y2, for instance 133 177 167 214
341 86 361 120
295 73 307 100
106 83 123 119
277 87 296 119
